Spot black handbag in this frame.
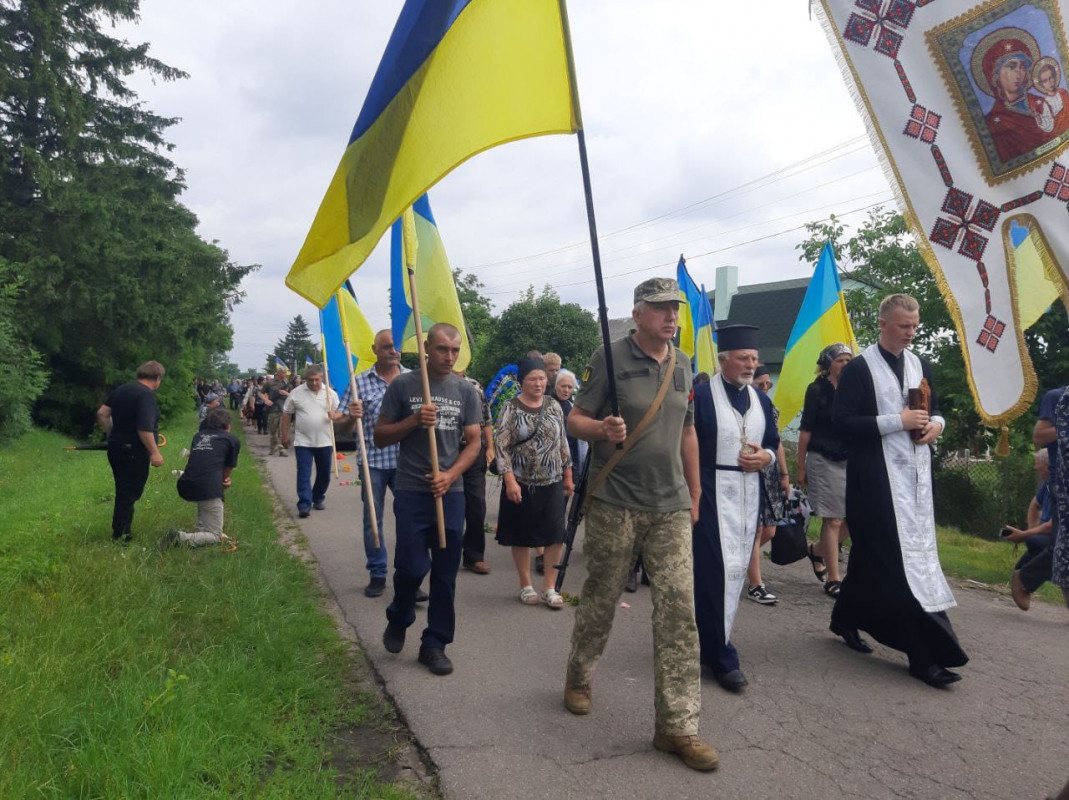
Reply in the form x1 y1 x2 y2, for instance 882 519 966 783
770 489 811 566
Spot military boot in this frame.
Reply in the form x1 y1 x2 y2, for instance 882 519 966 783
564 684 591 715
653 732 720 771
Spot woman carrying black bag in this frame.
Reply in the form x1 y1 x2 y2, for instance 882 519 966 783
746 367 790 605
797 343 854 598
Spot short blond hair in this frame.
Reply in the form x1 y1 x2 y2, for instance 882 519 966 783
878 293 919 319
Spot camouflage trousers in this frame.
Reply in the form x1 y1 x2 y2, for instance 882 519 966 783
566 498 701 736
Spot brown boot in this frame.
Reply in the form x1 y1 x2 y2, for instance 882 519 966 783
653 732 720 771
564 684 591 715
1010 570 1031 611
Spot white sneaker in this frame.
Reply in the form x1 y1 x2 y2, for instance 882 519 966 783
746 584 777 605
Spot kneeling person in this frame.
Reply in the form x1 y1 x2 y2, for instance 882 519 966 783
164 408 240 547
374 324 483 676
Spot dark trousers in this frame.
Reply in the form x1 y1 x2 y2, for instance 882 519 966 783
107 442 150 540
387 491 464 650
461 456 487 565
294 445 333 511
1017 533 1054 593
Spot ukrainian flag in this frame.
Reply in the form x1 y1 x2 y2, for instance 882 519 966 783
286 0 581 307
274 357 289 374
391 194 471 372
676 256 716 375
776 242 858 432
1010 220 1064 330
320 281 376 396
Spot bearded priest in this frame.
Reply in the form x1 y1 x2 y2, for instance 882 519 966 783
692 324 780 693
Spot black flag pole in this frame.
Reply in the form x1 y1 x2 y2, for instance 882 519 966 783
559 1 620 423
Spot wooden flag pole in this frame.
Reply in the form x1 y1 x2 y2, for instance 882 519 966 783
319 333 341 479
402 209 447 549
336 291 380 549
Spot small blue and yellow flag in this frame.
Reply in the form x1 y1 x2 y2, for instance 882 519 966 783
776 242 858 432
320 281 376 396
274 357 289 374
1010 220 1065 331
390 194 471 372
676 257 717 375
286 0 581 307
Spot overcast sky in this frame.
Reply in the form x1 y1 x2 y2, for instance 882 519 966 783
118 1 892 371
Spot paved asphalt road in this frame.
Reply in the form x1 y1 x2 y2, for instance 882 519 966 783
253 435 1069 800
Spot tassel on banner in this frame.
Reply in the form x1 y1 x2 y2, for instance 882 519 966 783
995 426 1011 458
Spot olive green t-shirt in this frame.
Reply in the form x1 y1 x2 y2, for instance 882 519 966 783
575 336 693 512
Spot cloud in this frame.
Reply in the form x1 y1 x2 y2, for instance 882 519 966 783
118 0 888 370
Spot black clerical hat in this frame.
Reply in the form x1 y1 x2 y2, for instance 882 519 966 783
716 324 759 352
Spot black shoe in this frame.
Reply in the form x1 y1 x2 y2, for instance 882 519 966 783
383 623 406 654
313 500 326 511
713 669 748 693
624 568 639 593
415 588 430 603
909 664 962 688
418 646 454 675
364 577 386 598
298 508 310 519
830 623 874 654
535 554 544 575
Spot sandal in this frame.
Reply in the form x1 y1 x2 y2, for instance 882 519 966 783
519 585 540 605
540 588 565 609
824 580 842 598
807 544 828 584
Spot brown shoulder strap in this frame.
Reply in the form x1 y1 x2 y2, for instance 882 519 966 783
585 346 677 502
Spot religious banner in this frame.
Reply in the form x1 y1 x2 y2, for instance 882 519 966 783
817 0 1069 425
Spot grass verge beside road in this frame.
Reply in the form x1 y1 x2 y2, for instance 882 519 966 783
0 414 419 798
805 519 1062 605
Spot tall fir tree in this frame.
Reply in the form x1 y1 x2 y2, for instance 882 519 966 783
0 1 256 434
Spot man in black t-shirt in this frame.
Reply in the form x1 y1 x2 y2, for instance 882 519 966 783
96 360 165 542
161 408 241 548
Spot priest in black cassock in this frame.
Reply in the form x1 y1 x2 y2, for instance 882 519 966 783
693 324 780 693
830 293 968 688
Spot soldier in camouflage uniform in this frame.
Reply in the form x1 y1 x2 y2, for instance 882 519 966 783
563 277 718 772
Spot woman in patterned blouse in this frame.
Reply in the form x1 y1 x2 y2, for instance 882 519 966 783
495 356 574 608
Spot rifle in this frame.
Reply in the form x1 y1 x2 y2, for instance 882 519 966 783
555 449 592 593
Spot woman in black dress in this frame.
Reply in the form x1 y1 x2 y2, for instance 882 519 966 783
495 357 574 608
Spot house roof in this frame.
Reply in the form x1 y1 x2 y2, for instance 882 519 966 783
715 279 810 366
716 274 874 366
605 272 874 368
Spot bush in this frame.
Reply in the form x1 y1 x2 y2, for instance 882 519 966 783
933 454 1036 539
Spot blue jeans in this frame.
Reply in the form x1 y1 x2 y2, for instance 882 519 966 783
387 490 464 650
363 468 395 578
294 445 333 511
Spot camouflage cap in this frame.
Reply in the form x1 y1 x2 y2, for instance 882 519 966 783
634 277 685 305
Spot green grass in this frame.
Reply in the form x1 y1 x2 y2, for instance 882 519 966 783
0 415 419 798
805 518 1064 606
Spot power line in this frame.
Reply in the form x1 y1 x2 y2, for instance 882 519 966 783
481 197 892 297
463 136 870 272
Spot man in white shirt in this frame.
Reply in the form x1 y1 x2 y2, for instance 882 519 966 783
282 365 344 518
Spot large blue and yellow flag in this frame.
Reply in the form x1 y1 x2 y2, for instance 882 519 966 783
676 256 716 375
776 242 858 432
286 0 581 307
320 281 376 396
391 194 471 372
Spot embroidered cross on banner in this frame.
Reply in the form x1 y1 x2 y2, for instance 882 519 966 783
929 187 1000 262
843 0 917 59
